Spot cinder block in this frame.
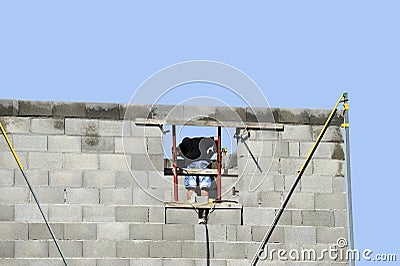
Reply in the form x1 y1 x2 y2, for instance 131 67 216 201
86 102 120 119
83 170 116 188
131 154 163 171
130 224 162 240
236 225 252 242
99 154 131 170
14 240 49 258
117 241 149 258
0 117 30 134
49 240 83 258
115 206 148 222
237 191 259 207
28 152 63 170
313 159 344 176
0 151 28 169
129 258 162 266
31 118 65 135
0 99 16 115
14 169 49 186
66 188 99 204
98 223 129 240
65 119 99 136
149 241 181 258
273 142 289 158
301 176 333 193
13 135 47 151
0 169 14 186
302 210 334 227
278 108 310 124
195 224 226 242
316 227 347 244
213 242 246 259
334 210 347 227
252 225 284 243
82 137 115 153
207 209 242 225
195 259 227 266
97 258 130 266
277 210 292 226
117 137 147 154
0 222 28 240
312 125 344 142
0 187 29 204
28 223 64 240
65 153 99 170
166 209 197 224
286 192 314 209
181 241 214 259
15 204 49 222
131 122 162 138
280 125 313 141
49 170 83 187
18 100 52 116
310 109 344 126
258 191 282 208
99 120 124 137
291 210 303 226
33 187 65 204
83 240 116 258
115 171 137 188
284 226 316 244
146 137 163 155
284 175 301 192
243 207 275 225
0 205 15 221
48 136 81 152
49 205 82 222
53 101 86 118
0 240 14 258
148 171 167 188
83 206 115 222
279 158 313 175
315 193 347 210
148 206 165 223
100 188 132 205
333 176 346 193
132 187 163 206
64 223 97 240
163 224 194 240
288 142 300 157
122 104 150 120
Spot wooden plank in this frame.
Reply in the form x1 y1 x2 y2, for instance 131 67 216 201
164 167 238 177
165 201 242 209
135 118 284 131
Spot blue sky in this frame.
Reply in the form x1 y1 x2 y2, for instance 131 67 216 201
1 1 399 264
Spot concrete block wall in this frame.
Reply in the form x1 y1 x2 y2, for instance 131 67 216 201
0 99 349 265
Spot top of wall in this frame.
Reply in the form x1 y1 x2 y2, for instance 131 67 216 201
0 99 344 126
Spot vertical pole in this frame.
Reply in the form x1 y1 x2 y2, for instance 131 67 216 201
217 126 222 200
172 125 178 202
343 93 355 265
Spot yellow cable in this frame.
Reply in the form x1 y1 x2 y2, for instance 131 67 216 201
298 93 344 174
0 121 24 170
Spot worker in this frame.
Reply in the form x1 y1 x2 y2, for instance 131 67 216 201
177 136 217 201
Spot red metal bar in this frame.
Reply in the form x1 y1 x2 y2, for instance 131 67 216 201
172 125 178 202
217 126 222 200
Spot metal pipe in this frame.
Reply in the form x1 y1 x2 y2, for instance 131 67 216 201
172 125 178 201
217 126 222 200
0 121 68 266
343 93 355 265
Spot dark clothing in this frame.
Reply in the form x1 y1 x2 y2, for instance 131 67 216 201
178 137 216 164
